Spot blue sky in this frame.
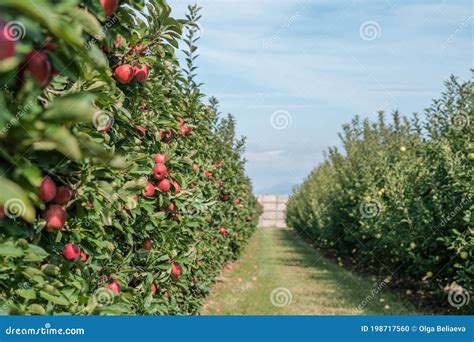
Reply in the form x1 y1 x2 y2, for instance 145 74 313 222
173 0 472 195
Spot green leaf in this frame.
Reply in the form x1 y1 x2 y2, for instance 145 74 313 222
23 244 49 262
42 93 96 123
39 291 70 306
43 126 82 161
0 240 25 257
16 288 36 300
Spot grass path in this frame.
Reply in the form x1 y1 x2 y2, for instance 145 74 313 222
201 228 420 315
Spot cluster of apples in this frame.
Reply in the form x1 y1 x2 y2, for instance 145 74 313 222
143 153 181 197
113 63 149 84
0 20 56 88
38 176 73 230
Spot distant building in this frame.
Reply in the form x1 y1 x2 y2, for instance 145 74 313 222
256 195 289 228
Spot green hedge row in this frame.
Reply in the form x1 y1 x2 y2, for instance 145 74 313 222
287 75 473 311
0 0 258 315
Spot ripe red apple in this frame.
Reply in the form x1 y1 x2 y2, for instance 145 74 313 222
133 64 149 82
150 283 157 293
153 163 167 181
180 125 192 135
172 181 181 194
113 64 134 84
157 179 171 192
39 176 57 202
63 243 81 261
171 263 182 280
25 51 52 88
160 130 174 143
167 202 176 212
154 153 166 164
222 194 229 201
107 280 121 294
234 198 241 204
100 0 119 17
80 252 87 262
0 20 16 61
219 227 228 237
54 186 73 205
136 125 146 135
192 164 199 172
192 277 199 284
44 204 67 230
142 239 152 250
143 182 155 197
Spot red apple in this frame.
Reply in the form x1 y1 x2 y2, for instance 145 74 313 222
180 125 192 135
167 202 176 212
136 125 146 135
100 0 119 17
219 227 228 237
54 186 73 205
143 182 155 197
25 51 52 88
150 283 157 293
157 179 171 192
192 164 199 172
0 20 16 60
44 205 67 230
80 252 87 262
113 64 134 84
142 239 152 250
39 176 57 202
63 243 80 261
154 153 166 164
192 277 199 284
172 181 181 194
234 198 241 204
133 64 149 82
171 263 182 280
153 163 167 181
160 130 174 143
107 280 121 294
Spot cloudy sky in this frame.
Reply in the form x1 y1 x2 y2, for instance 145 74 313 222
173 0 472 194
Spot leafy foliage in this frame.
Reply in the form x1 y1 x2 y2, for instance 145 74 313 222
287 75 473 311
0 1 258 315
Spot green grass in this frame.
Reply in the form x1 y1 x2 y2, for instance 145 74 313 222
201 228 420 315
